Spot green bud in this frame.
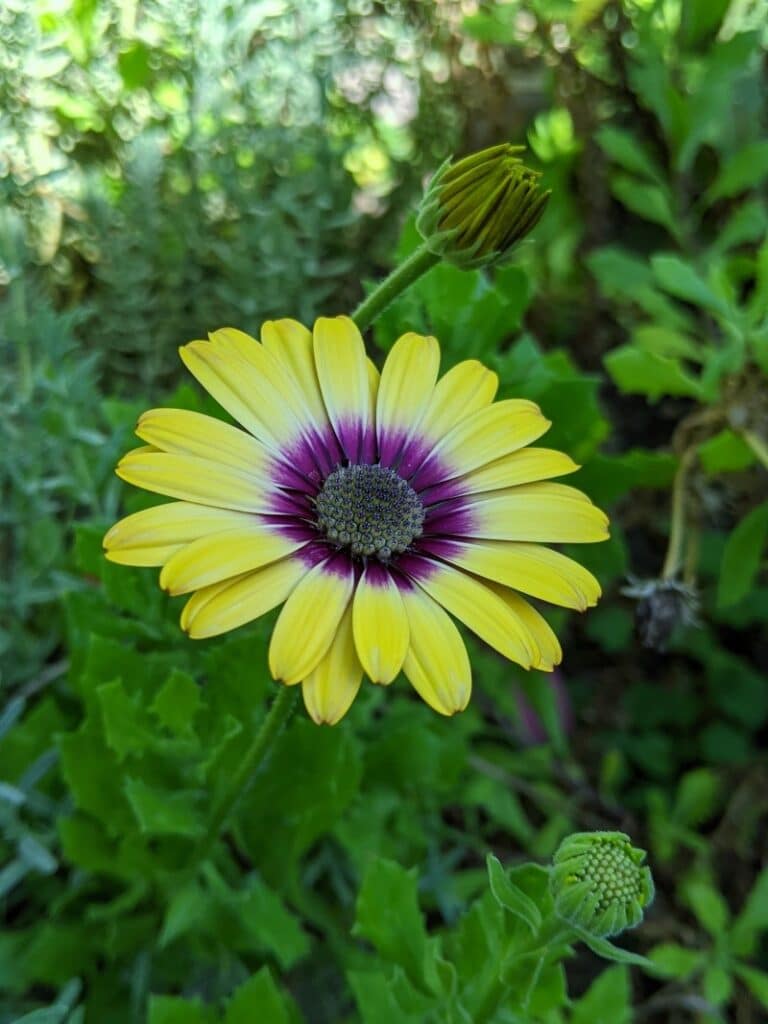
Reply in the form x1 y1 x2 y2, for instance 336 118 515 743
416 143 551 269
549 831 654 939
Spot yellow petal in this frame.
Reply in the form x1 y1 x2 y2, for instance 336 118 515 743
443 541 601 610
492 588 562 670
418 359 498 441
376 333 439 460
104 502 254 567
269 558 354 684
352 568 410 683
159 525 303 595
312 316 371 459
260 318 329 427
400 586 471 715
180 339 303 450
116 450 272 512
182 558 305 638
416 564 536 668
459 447 579 494
465 483 609 543
367 357 380 412
302 605 363 725
136 408 269 473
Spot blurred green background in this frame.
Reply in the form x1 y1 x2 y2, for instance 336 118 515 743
2 0 768 1021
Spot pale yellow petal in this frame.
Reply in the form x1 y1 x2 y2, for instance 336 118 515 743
444 541 601 610
352 568 409 684
492 588 562 670
418 359 498 441
104 502 254 567
269 559 354 684
416 564 536 668
159 525 303 595
260 318 329 427
116 450 272 512
302 605 363 725
459 447 579 495
423 400 550 481
180 339 302 450
465 483 609 543
400 586 471 715
182 558 305 638
312 316 371 459
136 408 269 473
376 333 440 457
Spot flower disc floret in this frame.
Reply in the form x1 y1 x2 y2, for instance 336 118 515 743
315 464 425 560
550 831 655 939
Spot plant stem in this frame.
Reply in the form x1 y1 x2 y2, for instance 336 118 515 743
662 447 697 579
351 243 440 332
196 686 298 863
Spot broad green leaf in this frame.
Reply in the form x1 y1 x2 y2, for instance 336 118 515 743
649 942 705 979
353 858 430 989
58 731 134 832
486 854 542 934
571 965 631 1024
347 970 425 1024
147 996 210 1024
97 679 155 760
224 968 299 1024
735 964 768 1009
699 430 755 474
597 127 662 181
731 868 768 954
706 141 768 204
674 768 722 827
717 501 768 608
604 347 703 401
683 879 730 935
703 964 733 1006
610 176 678 237
124 778 203 837
632 325 701 362
679 0 731 49
151 670 201 735
651 255 728 315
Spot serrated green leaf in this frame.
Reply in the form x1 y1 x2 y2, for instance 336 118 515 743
97 679 155 761
486 854 542 934
604 346 703 401
571 964 631 1023
224 967 299 1024
699 430 755 474
706 141 768 204
717 501 768 608
597 127 662 181
124 778 203 837
151 670 201 736
649 942 705 978
651 254 727 315
147 995 210 1024
610 176 678 236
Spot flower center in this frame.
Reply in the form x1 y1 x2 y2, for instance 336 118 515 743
315 464 425 560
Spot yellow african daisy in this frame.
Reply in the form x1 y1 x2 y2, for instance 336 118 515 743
104 316 607 724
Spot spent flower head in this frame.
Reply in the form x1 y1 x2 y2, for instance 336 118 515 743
416 143 551 269
550 831 655 939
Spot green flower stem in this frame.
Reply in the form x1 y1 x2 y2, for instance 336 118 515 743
662 447 698 580
351 243 440 333
196 686 298 862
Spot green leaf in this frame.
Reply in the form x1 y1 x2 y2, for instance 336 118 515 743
124 778 203 837
683 879 730 935
674 768 722 827
347 970 426 1024
706 141 768 204
604 347 703 401
731 868 768 954
224 968 299 1024
649 942 705 979
574 928 654 969
735 964 768 1009
699 430 755 474
147 996 210 1024
703 964 733 1006
151 670 201 735
571 965 631 1024
486 854 542 934
354 858 430 989
717 501 768 608
610 176 678 236
651 255 728 315
597 127 662 181
679 0 731 49
97 679 155 761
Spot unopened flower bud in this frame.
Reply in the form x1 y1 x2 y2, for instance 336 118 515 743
550 831 654 939
416 143 551 269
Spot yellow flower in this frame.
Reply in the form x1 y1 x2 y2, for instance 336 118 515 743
104 317 607 724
